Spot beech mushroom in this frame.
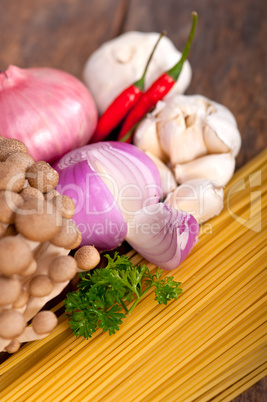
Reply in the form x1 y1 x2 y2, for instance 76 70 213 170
74 246 101 271
20 259 37 277
44 189 60 202
48 256 77 283
13 288 30 309
0 138 28 162
0 277 21 306
0 190 23 224
29 275 54 297
15 199 61 242
0 310 26 339
7 152 35 170
20 186 45 201
0 162 26 192
0 137 88 353
50 219 79 249
5 339 21 354
27 161 59 193
51 195 76 219
31 311 58 335
0 236 34 276
69 229 82 250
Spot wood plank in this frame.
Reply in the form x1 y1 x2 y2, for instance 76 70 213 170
0 0 127 80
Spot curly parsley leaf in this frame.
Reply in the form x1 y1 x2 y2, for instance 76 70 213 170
65 253 182 338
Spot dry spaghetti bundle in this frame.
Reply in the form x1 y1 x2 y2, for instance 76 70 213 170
0 149 266 402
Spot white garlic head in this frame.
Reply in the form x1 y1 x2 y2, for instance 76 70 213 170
134 94 241 165
83 32 192 114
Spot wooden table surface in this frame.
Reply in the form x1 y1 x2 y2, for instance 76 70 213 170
0 0 266 400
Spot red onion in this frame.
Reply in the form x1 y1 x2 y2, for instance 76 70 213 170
54 142 199 269
54 142 161 251
126 204 199 270
0 65 97 163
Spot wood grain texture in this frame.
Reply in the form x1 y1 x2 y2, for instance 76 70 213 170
0 0 127 79
0 0 266 399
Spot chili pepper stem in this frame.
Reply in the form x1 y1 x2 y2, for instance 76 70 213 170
134 31 166 91
167 11 198 81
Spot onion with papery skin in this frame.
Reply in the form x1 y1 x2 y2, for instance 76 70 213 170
54 142 161 251
0 65 98 163
54 142 199 270
126 204 199 270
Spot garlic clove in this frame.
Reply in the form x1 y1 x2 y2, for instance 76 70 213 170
158 118 208 164
204 114 242 157
174 153 235 187
133 115 168 162
145 151 176 198
165 178 224 223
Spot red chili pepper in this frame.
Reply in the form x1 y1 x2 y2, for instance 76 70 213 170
90 32 165 143
118 12 198 143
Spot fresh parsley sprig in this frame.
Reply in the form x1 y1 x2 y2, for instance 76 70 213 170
65 252 183 339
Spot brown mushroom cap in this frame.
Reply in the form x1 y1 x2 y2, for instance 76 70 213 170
7 152 35 171
26 162 59 193
74 246 101 271
44 189 60 202
0 190 24 224
0 277 21 306
29 275 53 297
15 198 61 242
20 186 44 201
0 310 26 339
69 229 82 250
20 259 37 277
50 219 79 249
5 338 21 353
51 195 76 219
0 139 28 162
0 236 34 276
13 288 29 309
32 311 58 335
0 162 26 192
48 255 77 282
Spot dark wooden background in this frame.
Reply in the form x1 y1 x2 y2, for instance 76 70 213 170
0 0 266 399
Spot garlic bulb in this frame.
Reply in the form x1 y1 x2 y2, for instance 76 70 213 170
145 151 176 198
134 94 241 165
174 153 235 187
83 32 192 114
134 102 168 162
165 179 224 223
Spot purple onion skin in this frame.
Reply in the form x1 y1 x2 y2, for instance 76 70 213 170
54 160 127 251
0 65 98 163
53 142 161 251
126 203 199 270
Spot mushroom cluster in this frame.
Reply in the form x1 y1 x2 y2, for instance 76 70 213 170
0 137 100 353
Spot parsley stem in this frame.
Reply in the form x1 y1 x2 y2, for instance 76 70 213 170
120 299 129 314
128 296 141 314
128 286 153 314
